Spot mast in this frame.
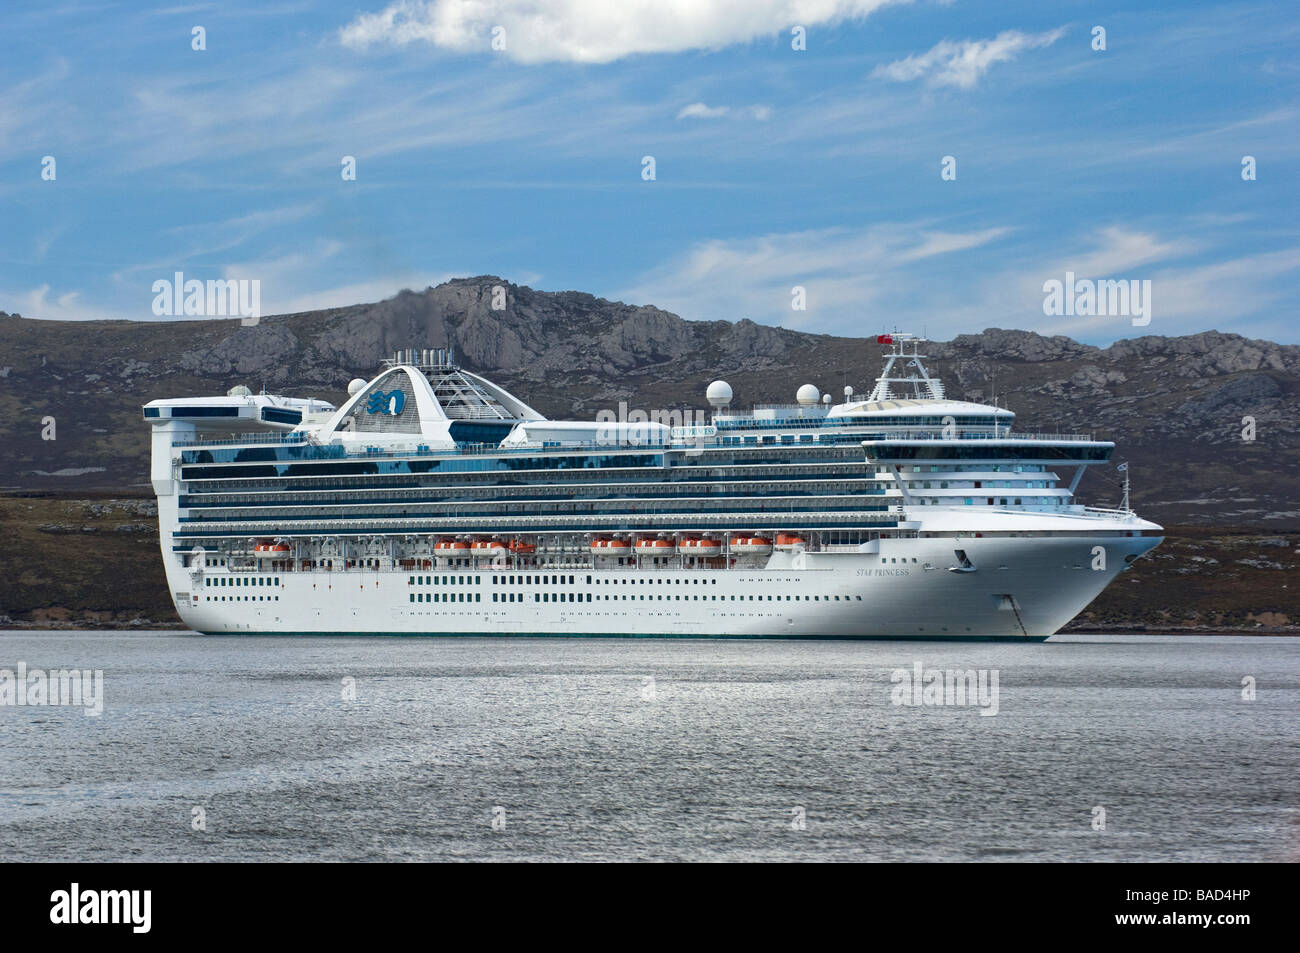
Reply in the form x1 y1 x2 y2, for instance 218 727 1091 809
867 333 945 401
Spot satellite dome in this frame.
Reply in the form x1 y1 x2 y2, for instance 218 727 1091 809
227 385 252 397
347 378 368 396
706 380 733 407
844 385 854 398
796 384 820 406
822 394 831 404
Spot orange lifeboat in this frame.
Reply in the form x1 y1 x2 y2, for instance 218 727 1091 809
253 542 291 554
507 539 536 555
681 537 722 557
634 537 675 555
774 533 806 550
591 537 632 554
729 536 773 555
434 540 470 563
471 539 507 558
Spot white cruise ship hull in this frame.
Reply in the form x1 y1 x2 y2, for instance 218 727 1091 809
168 534 1159 640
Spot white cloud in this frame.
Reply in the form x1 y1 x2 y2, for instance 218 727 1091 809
4 267 459 322
618 221 1300 344
1033 240 1300 339
965 226 1204 338
678 102 729 120
1046 226 1200 279
677 102 771 120
873 28 1066 89
340 0 903 64
618 223 1012 330
1145 248 1300 326
166 203 322 260
217 239 462 315
33 227 65 264
11 285 101 321
0 58 73 159
106 203 325 288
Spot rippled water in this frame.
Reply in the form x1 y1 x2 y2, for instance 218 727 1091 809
0 631 1296 862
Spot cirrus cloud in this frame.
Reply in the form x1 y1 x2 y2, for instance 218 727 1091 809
873 27 1066 89
618 222 1014 332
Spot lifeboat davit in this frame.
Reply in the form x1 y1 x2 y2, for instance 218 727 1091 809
774 533 806 550
634 537 675 555
471 539 507 558
729 536 772 555
680 537 722 557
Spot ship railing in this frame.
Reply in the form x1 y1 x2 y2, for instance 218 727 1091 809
1080 506 1135 519
176 511 899 533
975 432 1093 442
862 430 1093 442
177 438 666 458
745 404 832 416
174 432 311 448
173 428 1099 457
182 536 922 568
468 428 1100 445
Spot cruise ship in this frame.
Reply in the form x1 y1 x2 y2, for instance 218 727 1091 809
143 334 1162 639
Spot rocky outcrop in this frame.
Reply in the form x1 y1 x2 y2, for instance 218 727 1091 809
934 328 1097 363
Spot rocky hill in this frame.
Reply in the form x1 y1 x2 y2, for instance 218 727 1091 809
2 276 1296 525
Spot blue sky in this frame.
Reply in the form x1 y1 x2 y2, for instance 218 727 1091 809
2 0 1297 343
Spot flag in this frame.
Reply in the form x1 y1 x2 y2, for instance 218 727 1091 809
1117 463 1128 472
876 334 893 344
